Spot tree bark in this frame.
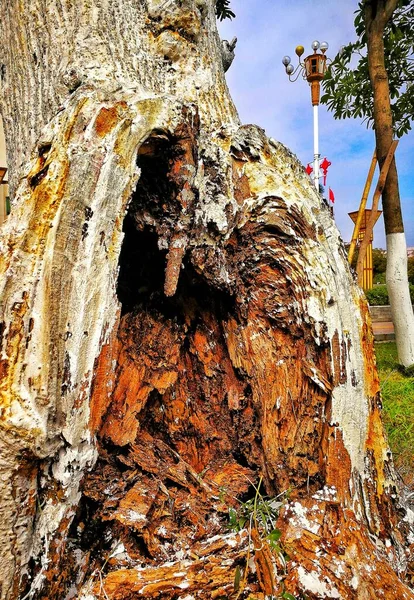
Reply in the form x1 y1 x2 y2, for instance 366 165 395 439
364 0 414 367
0 1 413 599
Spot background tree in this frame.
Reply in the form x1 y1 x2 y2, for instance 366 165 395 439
373 247 387 282
408 255 414 284
322 0 414 368
0 1 413 599
322 0 414 137
215 0 235 20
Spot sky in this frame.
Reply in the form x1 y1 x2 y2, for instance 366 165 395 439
218 0 414 249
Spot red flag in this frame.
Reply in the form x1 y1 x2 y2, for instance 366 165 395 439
320 157 331 185
329 187 335 203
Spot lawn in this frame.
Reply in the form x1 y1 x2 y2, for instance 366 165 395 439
375 342 414 483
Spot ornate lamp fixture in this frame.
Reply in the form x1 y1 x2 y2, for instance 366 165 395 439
282 41 330 190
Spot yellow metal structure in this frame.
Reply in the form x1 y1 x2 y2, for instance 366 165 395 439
348 151 377 266
348 141 398 290
349 209 381 291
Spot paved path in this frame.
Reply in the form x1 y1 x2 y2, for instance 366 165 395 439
372 321 395 341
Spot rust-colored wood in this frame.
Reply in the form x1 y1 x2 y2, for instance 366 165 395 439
21 125 411 600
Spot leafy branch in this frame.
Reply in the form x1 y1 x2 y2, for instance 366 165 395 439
215 0 235 21
321 0 414 138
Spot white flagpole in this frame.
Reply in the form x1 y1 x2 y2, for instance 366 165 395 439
313 104 320 191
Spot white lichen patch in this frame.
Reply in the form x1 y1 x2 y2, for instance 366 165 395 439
248 556 257 573
200 531 240 547
403 507 414 525
297 566 342 599
51 442 97 489
126 510 147 523
312 486 338 502
286 502 321 536
158 525 168 537
330 557 345 577
174 549 187 561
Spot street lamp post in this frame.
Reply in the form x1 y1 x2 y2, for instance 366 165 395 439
282 41 329 191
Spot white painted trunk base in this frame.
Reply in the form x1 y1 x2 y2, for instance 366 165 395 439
386 232 414 367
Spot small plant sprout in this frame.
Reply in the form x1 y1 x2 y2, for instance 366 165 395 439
227 478 298 599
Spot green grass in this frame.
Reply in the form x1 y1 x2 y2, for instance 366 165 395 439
375 342 414 480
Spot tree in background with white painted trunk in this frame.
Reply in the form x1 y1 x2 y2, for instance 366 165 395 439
364 0 414 368
323 0 414 368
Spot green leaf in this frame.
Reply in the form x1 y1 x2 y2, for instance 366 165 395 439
234 565 242 591
282 593 297 600
267 528 282 543
215 0 235 21
228 507 238 530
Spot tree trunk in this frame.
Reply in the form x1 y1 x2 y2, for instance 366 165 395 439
0 2 413 599
364 0 414 368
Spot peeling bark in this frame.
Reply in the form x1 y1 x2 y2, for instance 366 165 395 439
0 1 413 599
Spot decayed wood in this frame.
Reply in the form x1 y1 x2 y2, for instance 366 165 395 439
0 90 200 599
0 1 413 599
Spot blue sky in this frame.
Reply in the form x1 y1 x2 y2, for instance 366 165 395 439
218 0 414 249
